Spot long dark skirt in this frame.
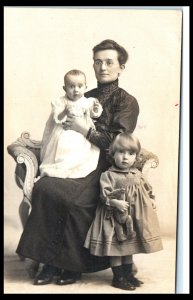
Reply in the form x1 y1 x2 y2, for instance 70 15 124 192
16 159 110 273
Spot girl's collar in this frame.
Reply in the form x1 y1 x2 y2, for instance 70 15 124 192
109 165 138 174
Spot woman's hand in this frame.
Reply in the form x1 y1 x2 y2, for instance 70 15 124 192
63 115 90 137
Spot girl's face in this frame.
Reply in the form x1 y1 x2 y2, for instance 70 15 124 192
114 149 136 170
64 74 86 101
93 49 125 84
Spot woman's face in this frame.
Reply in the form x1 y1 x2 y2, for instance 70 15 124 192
93 49 125 84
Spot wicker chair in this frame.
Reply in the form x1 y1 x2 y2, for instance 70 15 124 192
7 131 159 276
7 131 159 231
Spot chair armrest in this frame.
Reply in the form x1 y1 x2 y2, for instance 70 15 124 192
7 132 41 202
133 148 159 176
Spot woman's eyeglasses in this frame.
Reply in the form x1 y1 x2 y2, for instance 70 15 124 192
94 60 117 68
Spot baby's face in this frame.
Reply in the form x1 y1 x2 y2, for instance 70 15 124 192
64 74 86 101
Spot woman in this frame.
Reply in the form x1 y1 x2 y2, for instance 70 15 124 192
16 39 139 286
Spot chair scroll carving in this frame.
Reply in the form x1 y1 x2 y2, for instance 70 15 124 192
16 148 38 204
134 147 159 177
7 132 41 228
14 131 42 149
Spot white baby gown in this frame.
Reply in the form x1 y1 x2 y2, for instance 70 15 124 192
39 95 102 179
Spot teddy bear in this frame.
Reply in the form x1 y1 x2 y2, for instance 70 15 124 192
108 188 136 242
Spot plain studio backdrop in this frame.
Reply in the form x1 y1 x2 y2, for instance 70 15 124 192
4 6 181 267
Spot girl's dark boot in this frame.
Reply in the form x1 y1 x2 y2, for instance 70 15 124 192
111 265 136 290
123 264 144 287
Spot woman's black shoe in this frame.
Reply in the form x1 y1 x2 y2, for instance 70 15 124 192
34 265 59 285
27 261 40 279
55 270 81 285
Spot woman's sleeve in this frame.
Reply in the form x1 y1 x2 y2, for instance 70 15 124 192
87 93 139 150
111 94 139 134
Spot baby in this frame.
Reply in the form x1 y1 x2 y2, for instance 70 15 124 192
40 69 103 179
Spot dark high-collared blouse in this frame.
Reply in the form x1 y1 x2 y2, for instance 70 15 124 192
85 79 139 151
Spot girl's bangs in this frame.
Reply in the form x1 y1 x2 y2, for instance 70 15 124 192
116 137 139 153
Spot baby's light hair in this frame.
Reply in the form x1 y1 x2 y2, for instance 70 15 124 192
109 132 141 158
64 69 86 85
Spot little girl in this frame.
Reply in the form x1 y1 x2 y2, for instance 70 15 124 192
40 69 103 179
84 133 163 291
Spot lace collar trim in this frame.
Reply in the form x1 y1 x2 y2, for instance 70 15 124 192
97 79 119 94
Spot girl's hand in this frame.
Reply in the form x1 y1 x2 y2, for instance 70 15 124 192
63 115 90 137
110 199 129 212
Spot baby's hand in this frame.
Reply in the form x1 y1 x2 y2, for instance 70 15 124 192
150 199 156 209
93 99 100 113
